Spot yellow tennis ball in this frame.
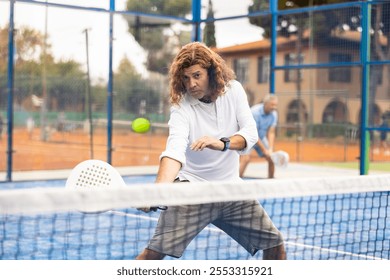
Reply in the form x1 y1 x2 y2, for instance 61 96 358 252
131 117 151 133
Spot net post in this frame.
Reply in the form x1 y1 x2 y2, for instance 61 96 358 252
360 1 371 175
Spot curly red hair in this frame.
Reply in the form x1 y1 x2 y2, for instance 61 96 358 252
168 42 236 105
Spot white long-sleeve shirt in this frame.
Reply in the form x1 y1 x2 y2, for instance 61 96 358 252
160 80 258 182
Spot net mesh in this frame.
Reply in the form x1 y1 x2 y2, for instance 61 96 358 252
0 174 389 260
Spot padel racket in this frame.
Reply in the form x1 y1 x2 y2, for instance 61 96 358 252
65 159 167 213
270 150 289 168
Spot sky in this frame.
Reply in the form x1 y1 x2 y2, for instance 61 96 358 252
0 0 263 81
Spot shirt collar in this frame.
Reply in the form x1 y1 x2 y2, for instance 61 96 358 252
260 104 267 116
185 93 218 106
185 94 201 106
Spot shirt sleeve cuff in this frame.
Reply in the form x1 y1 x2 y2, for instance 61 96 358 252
159 151 186 167
234 132 257 155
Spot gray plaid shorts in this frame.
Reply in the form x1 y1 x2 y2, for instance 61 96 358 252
147 199 284 258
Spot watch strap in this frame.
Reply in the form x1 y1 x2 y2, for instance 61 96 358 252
220 137 230 152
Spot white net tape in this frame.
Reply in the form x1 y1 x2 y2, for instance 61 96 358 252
0 174 389 214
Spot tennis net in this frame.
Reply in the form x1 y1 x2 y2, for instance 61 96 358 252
0 174 389 260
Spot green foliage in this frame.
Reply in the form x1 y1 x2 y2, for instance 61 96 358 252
113 57 161 116
126 0 190 16
0 24 45 73
278 0 348 10
0 25 94 112
125 0 191 73
248 0 357 38
203 0 217 47
248 0 272 38
1 23 163 119
309 123 348 138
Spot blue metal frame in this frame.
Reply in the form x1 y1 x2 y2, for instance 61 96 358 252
269 0 277 95
191 0 202 42
360 1 371 175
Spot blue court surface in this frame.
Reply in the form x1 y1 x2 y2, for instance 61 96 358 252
0 175 389 260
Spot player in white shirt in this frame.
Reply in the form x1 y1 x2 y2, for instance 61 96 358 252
136 42 286 260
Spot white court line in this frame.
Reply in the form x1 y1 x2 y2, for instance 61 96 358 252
110 210 386 260
284 241 385 260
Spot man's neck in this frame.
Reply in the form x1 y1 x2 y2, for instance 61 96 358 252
199 97 212 103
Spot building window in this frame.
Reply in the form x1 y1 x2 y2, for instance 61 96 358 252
284 53 303 83
257 56 270 84
322 100 347 123
328 53 352 83
233 58 249 84
286 99 308 124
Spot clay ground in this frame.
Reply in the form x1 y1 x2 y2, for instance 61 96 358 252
0 127 388 172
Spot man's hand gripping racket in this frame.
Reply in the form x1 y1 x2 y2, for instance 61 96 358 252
65 159 167 213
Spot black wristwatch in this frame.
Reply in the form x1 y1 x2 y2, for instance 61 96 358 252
220 137 230 152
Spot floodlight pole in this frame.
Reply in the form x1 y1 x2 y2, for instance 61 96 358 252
6 0 16 182
83 28 94 159
40 0 48 142
107 0 115 164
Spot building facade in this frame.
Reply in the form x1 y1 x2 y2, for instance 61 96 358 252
216 31 390 139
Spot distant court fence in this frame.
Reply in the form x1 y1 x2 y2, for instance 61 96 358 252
1 0 390 181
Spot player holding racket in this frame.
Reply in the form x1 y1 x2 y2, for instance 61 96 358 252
239 94 279 179
136 42 286 260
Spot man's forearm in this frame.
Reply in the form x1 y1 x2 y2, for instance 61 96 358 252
155 157 181 183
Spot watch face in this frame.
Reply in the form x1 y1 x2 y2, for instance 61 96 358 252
220 137 230 143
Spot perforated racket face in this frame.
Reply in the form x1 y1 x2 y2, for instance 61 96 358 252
66 160 167 213
66 160 125 190
66 160 125 189
65 160 126 213
74 162 112 189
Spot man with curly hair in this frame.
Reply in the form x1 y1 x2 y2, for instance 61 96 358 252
136 42 286 260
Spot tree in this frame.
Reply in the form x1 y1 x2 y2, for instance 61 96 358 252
0 25 46 107
0 25 93 113
0 25 45 73
125 0 191 74
114 56 160 116
203 0 217 47
47 59 87 112
249 0 354 39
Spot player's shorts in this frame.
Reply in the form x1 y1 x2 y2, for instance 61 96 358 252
147 199 284 258
253 137 269 157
